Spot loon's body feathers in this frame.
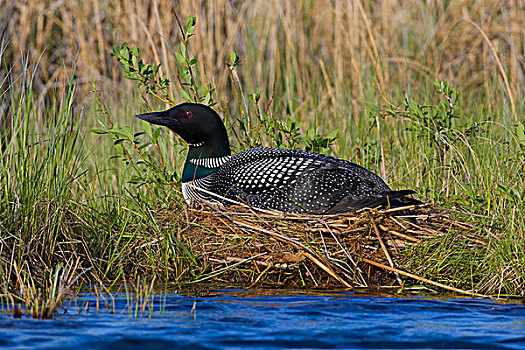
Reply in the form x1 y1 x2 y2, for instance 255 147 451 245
203 147 389 213
136 103 417 214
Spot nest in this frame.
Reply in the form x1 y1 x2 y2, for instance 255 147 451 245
158 202 491 297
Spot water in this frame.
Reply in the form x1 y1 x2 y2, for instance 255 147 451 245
1 290 524 349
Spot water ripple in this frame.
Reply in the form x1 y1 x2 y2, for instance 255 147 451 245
1 291 524 349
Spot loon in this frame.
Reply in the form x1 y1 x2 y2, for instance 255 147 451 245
136 103 415 214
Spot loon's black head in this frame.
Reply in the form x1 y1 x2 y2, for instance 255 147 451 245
136 103 229 149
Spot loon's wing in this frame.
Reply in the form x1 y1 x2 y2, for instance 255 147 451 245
327 189 416 213
288 164 405 212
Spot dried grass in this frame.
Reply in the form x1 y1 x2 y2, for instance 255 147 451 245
154 202 495 297
2 0 524 115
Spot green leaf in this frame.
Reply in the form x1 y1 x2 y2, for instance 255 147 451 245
180 42 187 59
110 126 134 141
142 120 153 139
180 89 192 102
91 129 107 134
129 175 146 184
131 45 139 57
230 51 239 66
138 142 152 150
204 91 211 105
327 129 338 140
186 16 196 35
175 52 185 65
153 128 161 141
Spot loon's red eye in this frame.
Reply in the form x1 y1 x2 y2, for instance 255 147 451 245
186 111 193 118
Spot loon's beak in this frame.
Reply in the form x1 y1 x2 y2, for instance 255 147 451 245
135 111 170 127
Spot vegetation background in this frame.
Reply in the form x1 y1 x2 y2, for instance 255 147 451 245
1 0 524 310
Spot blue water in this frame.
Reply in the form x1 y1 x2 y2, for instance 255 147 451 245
1 290 524 349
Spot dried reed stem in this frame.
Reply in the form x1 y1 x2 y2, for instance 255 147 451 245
368 212 403 286
361 258 492 299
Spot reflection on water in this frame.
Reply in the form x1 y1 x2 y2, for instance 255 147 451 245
1 289 524 349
